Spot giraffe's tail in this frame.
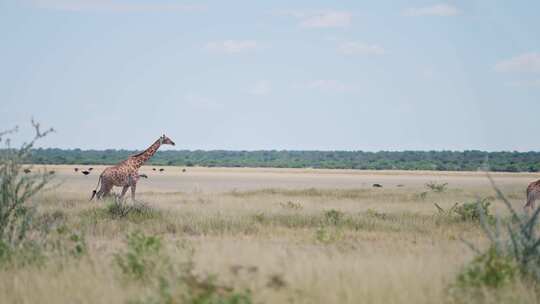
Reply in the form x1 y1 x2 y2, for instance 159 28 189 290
90 175 102 201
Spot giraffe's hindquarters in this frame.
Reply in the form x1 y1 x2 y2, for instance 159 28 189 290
526 188 539 210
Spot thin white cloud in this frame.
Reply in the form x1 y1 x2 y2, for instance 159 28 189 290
495 53 540 73
278 10 352 28
31 0 205 12
250 80 271 96
205 40 258 54
338 42 386 55
302 80 353 92
402 4 460 17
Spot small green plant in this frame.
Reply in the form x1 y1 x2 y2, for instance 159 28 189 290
455 246 517 289
324 209 344 225
365 209 388 220
106 196 134 219
106 198 159 221
434 197 493 223
425 181 448 193
114 231 167 281
279 201 303 211
252 212 266 224
314 226 342 244
127 238 254 304
454 198 493 222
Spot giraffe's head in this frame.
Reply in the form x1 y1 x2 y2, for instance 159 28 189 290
160 134 175 146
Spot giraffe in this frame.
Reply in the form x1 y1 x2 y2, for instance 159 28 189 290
525 179 540 210
90 135 175 201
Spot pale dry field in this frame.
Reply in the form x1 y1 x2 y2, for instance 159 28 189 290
2 165 539 304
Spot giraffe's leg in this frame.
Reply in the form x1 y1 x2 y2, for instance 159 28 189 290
528 191 538 210
130 184 137 202
101 183 113 199
96 183 109 200
119 186 129 200
526 188 539 211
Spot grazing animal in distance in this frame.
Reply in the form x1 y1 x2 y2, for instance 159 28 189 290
23 168 31 174
49 170 55 175
81 170 90 175
526 180 540 210
159 168 165 172
139 174 148 179
88 167 94 171
152 168 156 171
182 168 186 172
372 183 383 188
74 168 79 172
90 135 175 201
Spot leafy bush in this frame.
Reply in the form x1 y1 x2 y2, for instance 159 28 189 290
114 231 167 281
119 233 254 304
453 175 540 297
434 197 493 223
455 246 517 289
324 209 344 225
0 121 53 266
454 198 493 222
106 197 160 221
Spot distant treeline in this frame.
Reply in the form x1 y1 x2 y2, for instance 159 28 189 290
20 149 540 172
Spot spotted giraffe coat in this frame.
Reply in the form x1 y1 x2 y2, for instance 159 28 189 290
91 135 175 200
526 179 540 209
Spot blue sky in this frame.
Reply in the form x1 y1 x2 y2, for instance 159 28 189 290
1 1 539 151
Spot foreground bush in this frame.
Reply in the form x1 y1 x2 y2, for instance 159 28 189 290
115 232 253 304
0 121 54 265
451 175 540 300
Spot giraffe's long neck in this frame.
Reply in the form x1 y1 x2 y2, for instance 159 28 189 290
131 139 161 169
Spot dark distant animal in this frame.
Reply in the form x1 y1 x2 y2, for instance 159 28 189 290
139 174 148 179
396 184 404 187
159 168 165 172
152 168 156 171
49 171 55 175
81 170 90 176
90 135 175 201
88 167 94 171
23 168 31 174
526 180 540 210
182 168 186 172
372 183 383 188
74 168 79 172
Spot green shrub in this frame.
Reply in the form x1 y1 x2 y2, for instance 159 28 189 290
455 247 517 289
0 121 54 248
453 174 540 298
324 209 344 225
123 236 254 304
106 198 160 221
114 231 167 281
434 197 493 223
0 121 53 267
454 198 493 222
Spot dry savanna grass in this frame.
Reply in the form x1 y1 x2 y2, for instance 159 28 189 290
1 165 539 303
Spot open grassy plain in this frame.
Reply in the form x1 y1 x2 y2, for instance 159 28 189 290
1 165 539 304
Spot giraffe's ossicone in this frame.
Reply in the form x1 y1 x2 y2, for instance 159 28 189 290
90 134 175 201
